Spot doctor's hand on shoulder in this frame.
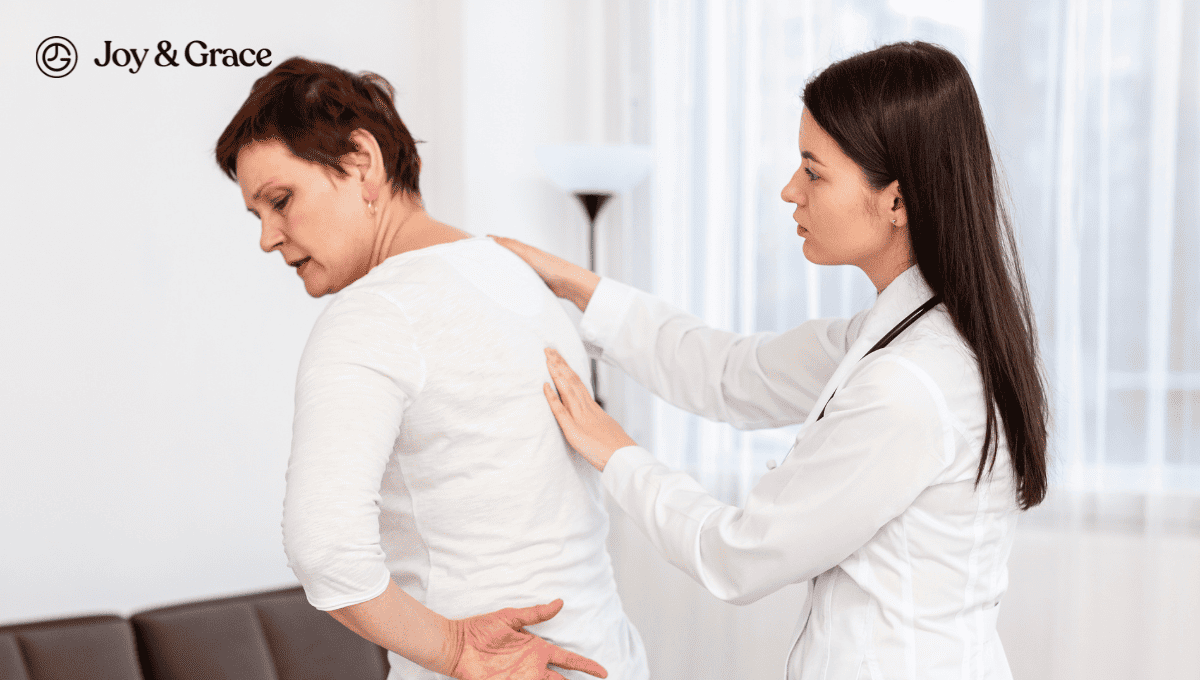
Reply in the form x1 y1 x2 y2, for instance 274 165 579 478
542 347 637 472
489 235 599 313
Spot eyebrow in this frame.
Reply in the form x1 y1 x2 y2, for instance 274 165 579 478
801 150 823 165
246 181 276 217
251 182 273 202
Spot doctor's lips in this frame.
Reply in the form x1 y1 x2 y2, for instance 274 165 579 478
288 256 311 269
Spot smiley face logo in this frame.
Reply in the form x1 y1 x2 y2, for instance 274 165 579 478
37 36 77 78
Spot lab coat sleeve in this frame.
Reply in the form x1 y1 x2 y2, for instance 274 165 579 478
601 352 954 605
282 291 425 611
579 277 852 429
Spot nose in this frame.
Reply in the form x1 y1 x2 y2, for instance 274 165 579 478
259 215 284 253
781 167 806 206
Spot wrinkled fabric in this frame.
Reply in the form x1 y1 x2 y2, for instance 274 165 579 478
583 267 1019 680
284 237 648 680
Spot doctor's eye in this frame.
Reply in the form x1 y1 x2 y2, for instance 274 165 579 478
271 192 292 212
803 167 820 181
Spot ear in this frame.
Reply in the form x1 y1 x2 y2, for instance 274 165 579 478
881 179 906 228
345 128 387 203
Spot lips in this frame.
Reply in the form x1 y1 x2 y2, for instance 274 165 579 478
288 256 311 269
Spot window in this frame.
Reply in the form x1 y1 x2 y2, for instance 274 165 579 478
623 0 1200 503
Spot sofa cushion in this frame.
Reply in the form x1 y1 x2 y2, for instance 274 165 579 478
0 634 29 680
131 586 387 680
0 615 143 680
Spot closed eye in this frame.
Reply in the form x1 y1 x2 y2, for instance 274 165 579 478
271 192 291 211
804 166 820 181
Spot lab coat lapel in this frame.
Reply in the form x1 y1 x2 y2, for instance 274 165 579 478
777 267 937 665
795 266 934 433
801 330 878 428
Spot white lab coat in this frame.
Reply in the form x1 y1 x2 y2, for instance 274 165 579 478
578 266 1019 680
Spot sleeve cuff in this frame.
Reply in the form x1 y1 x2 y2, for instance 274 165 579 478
600 445 725 592
302 570 392 612
579 278 639 358
600 445 658 496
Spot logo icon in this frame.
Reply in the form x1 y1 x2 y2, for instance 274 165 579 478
37 36 77 78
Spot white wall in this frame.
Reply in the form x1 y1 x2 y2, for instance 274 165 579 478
0 0 623 626
0 0 465 622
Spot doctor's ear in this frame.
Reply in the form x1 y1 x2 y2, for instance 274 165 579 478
881 180 906 227
883 181 907 229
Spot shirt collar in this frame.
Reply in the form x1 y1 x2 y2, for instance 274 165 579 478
854 265 938 349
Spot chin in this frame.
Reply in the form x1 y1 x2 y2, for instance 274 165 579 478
801 240 843 267
800 240 825 265
300 275 330 298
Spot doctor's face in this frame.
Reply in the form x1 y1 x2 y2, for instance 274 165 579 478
237 140 375 297
780 110 899 272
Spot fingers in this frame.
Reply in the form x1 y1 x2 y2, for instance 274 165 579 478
500 597 606 679
544 348 591 410
544 383 568 421
487 234 520 250
547 647 609 679
506 598 564 628
489 234 546 265
545 362 579 412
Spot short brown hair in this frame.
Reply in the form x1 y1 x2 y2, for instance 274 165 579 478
215 56 420 196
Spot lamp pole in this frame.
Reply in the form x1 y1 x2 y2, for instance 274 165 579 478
573 191 612 408
535 143 652 410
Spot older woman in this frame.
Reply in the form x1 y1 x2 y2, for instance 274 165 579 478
499 41 1048 679
215 57 647 680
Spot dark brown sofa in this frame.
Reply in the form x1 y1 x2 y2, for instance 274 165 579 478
0 587 388 680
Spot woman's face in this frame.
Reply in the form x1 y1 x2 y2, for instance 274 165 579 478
781 110 905 277
237 140 375 297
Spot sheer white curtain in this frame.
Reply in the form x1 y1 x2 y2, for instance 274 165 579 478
602 0 1200 677
987 0 1200 676
623 0 993 506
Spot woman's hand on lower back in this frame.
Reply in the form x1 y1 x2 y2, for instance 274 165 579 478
488 235 600 313
446 599 608 680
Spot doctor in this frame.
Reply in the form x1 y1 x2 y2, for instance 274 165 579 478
495 41 1048 679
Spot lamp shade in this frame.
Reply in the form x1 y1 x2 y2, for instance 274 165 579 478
535 144 653 194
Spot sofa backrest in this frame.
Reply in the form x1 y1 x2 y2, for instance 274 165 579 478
130 587 388 680
0 615 144 680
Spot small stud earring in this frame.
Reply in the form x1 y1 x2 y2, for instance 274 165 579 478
891 218 897 224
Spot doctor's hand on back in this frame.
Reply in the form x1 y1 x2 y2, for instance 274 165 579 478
494 40 1049 680
487 235 633 470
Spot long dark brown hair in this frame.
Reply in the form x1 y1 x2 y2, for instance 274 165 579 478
804 41 1048 510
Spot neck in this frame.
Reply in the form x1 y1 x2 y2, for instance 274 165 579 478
860 230 915 294
863 257 914 294
368 192 471 269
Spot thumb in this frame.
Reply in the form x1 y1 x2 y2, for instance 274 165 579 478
506 599 564 629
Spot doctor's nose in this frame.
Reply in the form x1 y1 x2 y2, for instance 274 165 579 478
781 169 806 206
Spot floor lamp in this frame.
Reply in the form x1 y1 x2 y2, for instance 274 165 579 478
535 143 653 408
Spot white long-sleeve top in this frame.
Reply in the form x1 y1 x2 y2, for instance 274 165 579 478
580 266 1020 680
282 237 647 680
